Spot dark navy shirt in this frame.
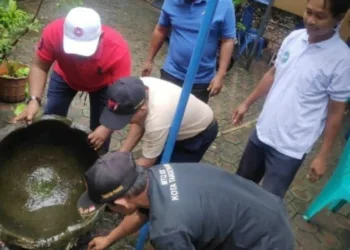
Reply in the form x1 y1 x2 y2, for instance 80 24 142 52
146 163 295 250
158 0 236 84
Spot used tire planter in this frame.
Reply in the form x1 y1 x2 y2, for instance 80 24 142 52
0 61 28 103
0 115 104 249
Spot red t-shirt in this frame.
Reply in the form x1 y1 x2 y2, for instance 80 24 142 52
36 18 132 92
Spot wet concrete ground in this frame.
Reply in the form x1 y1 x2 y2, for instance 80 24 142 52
0 0 349 249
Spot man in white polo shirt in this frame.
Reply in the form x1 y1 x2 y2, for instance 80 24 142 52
232 0 350 198
91 76 218 168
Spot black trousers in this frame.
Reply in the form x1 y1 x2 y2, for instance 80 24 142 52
155 119 218 164
160 69 210 103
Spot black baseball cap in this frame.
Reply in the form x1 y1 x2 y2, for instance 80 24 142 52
77 151 139 212
100 77 146 130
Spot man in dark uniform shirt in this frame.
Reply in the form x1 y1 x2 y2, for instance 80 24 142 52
78 152 295 250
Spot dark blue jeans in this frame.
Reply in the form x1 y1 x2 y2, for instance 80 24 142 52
44 71 111 153
236 128 305 199
155 119 218 164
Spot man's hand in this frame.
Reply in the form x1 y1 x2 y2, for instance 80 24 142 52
207 74 224 97
88 236 112 250
88 125 113 151
232 102 249 126
141 60 153 77
12 100 40 124
307 156 327 182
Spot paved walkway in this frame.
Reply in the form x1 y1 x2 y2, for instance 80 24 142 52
0 0 349 249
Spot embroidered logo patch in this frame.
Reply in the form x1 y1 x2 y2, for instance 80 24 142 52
281 51 290 63
108 100 119 111
73 27 84 37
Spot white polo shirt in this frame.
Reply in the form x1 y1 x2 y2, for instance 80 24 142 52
140 77 214 159
257 29 350 159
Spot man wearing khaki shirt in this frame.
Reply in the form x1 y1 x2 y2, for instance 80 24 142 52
99 76 218 168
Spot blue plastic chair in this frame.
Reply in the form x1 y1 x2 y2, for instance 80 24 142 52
303 137 350 221
235 5 265 60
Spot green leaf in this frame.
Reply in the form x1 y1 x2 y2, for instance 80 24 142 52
14 103 26 116
237 22 246 31
16 67 29 77
1 0 41 62
0 0 10 8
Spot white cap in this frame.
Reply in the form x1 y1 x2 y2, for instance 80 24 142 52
63 7 102 57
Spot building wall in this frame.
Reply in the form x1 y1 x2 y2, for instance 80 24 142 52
273 0 349 42
339 10 350 43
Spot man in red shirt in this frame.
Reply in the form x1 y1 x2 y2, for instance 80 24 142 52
13 7 132 153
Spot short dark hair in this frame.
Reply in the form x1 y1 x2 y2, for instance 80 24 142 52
327 0 350 17
124 166 148 198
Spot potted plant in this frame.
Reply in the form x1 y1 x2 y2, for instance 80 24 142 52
0 0 42 103
1 0 84 116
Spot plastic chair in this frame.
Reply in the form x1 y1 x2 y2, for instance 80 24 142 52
235 5 265 60
237 31 265 59
303 137 350 221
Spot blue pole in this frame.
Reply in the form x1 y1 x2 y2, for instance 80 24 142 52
135 0 219 249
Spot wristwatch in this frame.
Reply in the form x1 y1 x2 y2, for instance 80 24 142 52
27 96 42 106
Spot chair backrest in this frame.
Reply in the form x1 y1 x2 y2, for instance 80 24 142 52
241 5 254 31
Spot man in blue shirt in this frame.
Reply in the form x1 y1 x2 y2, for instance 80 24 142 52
141 0 236 103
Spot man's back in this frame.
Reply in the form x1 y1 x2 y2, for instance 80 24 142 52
140 77 214 159
147 163 294 250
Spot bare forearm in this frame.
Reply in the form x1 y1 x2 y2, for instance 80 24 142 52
106 212 147 246
136 157 156 168
146 25 169 62
28 56 51 98
217 39 234 77
119 123 145 152
318 101 345 158
244 67 275 106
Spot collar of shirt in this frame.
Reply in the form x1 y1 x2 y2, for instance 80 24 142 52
301 30 340 49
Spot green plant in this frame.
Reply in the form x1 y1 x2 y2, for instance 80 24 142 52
14 66 29 77
2 64 29 78
232 0 246 31
0 0 41 75
233 0 244 6
0 0 10 8
237 22 246 31
13 82 29 115
6 0 84 115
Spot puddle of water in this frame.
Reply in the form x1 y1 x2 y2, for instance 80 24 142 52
0 135 90 239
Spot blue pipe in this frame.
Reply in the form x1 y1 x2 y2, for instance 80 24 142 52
135 0 219 249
